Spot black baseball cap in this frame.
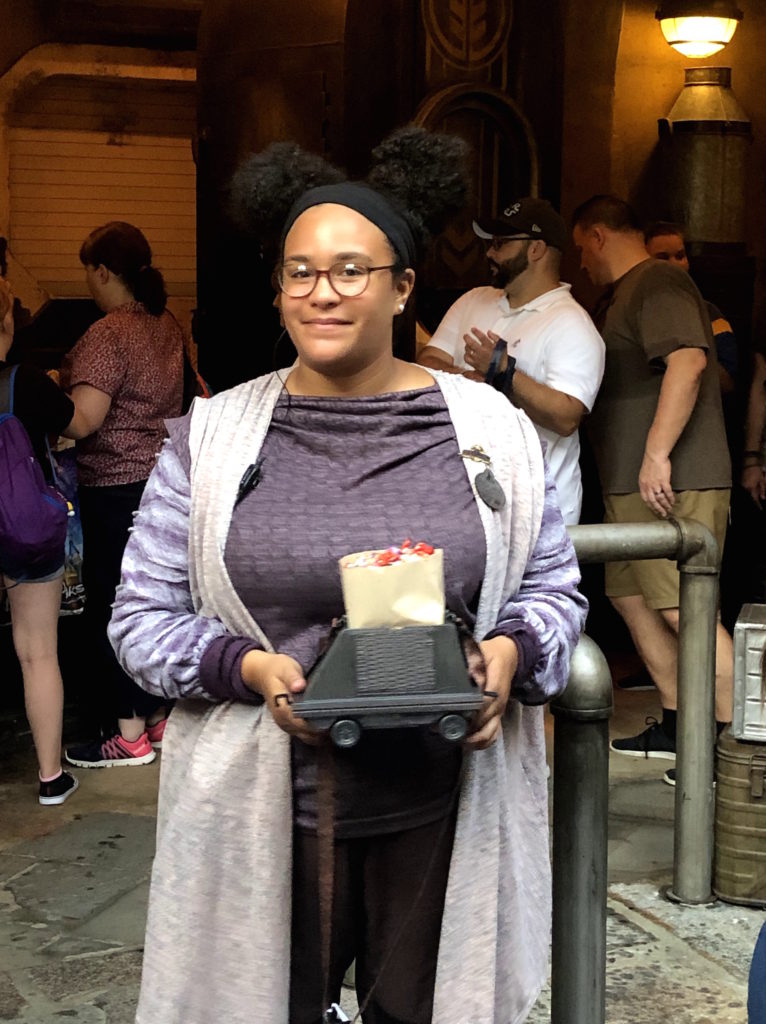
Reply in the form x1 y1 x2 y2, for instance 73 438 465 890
473 197 568 251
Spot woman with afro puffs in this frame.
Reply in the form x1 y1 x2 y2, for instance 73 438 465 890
107 126 587 1024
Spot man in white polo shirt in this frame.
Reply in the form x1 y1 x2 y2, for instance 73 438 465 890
418 197 605 524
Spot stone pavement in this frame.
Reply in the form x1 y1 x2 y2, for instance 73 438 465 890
0 676 763 1023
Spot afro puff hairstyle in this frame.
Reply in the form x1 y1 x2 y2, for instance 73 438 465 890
367 125 469 257
228 125 470 264
227 142 344 249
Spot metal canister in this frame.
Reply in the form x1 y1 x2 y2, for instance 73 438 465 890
658 67 752 245
714 729 766 907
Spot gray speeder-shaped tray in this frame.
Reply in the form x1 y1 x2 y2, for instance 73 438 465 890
295 620 484 747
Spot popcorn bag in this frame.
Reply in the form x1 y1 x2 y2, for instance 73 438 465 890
339 540 445 629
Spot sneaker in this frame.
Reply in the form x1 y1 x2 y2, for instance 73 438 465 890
146 717 167 750
610 717 676 760
616 669 655 692
38 770 79 806
663 767 716 788
65 732 156 768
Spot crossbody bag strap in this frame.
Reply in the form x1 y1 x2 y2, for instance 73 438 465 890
318 741 338 1022
43 435 64 490
0 365 16 415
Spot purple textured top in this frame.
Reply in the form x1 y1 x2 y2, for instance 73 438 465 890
223 388 486 834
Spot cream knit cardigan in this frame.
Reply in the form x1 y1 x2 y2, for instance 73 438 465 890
136 370 549 1024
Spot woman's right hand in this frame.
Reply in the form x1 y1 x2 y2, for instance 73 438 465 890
241 650 320 745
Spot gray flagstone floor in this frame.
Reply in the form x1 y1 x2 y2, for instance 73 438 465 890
0 678 762 1023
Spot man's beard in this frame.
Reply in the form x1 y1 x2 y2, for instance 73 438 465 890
488 248 529 290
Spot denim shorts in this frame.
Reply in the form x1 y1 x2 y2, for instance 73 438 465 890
1 556 65 585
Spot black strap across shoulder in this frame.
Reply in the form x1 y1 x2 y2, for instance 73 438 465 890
0 365 14 415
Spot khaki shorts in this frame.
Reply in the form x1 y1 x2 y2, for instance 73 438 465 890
603 489 730 610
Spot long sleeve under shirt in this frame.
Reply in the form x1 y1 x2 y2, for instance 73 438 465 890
117 384 586 836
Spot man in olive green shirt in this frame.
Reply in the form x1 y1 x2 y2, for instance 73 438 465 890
572 195 732 783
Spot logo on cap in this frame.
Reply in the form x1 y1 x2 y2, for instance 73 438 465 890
531 223 542 233
504 203 521 217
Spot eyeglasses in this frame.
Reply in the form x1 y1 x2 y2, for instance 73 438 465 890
485 235 535 250
277 261 397 298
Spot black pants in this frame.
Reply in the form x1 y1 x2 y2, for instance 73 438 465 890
78 481 163 729
290 814 456 1024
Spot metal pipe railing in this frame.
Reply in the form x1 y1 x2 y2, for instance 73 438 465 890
550 633 613 1024
568 517 719 905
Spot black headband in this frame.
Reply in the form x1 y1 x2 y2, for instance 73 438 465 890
282 183 417 266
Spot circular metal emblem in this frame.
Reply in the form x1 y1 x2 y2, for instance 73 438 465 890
330 719 362 749
422 0 513 69
438 714 469 743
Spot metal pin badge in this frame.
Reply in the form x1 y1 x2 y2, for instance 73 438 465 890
460 446 506 511
475 467 506 510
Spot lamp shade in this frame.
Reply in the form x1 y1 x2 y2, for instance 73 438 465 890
656 2 743 58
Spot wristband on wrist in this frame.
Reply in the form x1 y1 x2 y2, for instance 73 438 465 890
494 354 516 397
484 339 506 384
743 450 761 458
484 339 516 398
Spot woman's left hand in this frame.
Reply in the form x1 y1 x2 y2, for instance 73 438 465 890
465 635 518 750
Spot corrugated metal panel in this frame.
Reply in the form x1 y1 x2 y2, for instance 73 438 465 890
9 129 196 299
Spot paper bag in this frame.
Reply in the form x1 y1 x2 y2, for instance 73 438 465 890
339 547 445 629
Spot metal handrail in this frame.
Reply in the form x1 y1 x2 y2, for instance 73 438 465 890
569 517 719 905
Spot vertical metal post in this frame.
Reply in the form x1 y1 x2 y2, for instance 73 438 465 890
668 520 719 904
550 634 613 1024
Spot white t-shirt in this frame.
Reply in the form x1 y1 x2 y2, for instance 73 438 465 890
428 284 605 524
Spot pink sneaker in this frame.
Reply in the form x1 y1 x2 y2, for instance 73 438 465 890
146 717 167 750
65 732 156 768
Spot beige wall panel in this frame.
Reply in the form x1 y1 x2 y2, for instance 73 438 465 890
12 226 195 242
12 206 195 221
22 264 196 280
8 77 195 138
11 154 193 175
10 132 191 159
9 128 196 299
11 183 192 201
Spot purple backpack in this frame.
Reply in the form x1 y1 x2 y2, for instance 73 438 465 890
0 366 72 579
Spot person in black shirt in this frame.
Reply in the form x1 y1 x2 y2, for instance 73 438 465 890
0 279 81 805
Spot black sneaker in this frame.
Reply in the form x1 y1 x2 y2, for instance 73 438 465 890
663 767 716 788
38 770 79 806
610 717 676 760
